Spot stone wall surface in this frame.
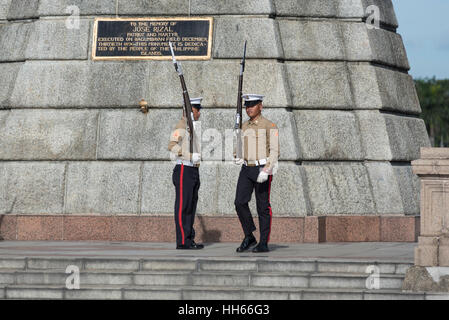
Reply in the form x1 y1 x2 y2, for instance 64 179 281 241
0 0 429 221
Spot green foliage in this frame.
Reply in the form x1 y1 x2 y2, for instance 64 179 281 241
415 78 449 147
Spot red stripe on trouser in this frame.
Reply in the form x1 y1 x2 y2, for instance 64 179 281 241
178 164 185 245
267 175 273 243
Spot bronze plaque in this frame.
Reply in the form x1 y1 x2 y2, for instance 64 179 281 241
92 17 213 61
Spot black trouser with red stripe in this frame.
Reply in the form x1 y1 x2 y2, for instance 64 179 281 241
234 165 273 244
172 164 200 247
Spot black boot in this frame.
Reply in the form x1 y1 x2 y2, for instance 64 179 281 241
252 243 269 253
236 234 257 252
191 240 204 249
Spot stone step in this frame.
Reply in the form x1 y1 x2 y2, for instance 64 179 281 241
0 257 413 274
0 269 405 290
1 284 440 300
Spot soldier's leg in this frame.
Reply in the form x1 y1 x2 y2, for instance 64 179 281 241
255 174 273 244
189 168 200 242
234 166 256 236
173 164 195 247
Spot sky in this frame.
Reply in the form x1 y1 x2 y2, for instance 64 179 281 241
393 0 449 79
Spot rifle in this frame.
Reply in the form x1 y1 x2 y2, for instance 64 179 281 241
169 41 194 156
234 41 247 159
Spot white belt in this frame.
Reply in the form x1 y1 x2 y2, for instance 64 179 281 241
244 158 267 166
176 159 200 167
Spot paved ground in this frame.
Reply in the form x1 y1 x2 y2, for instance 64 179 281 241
0 241 416 262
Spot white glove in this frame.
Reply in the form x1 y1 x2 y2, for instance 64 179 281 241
192 153 201 163
257 170 269 183
233 158 244 165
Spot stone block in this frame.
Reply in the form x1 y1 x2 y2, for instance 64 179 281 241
142 260 197 271
10 61 150 108
119 0 189 15
325 216 380 241
141 161 176 214
6 288 63 299
133 272 190 286
63 216 112 240
415 237 439 267
27 258 83 270
251 274 309 288
293 110 363 160
366 65 419 114
84 259 140 271
97 109 178 160
341 23 374 62
65 289 123 300
25 19 90 60
389 32 410 70
279 20 345 60
383 114 430 161
0 214 17 240
0 63 22 107
355 110 392 160
65 162 141 214
347 64 381 110
182 289 241 300
0 22 32 61
439 237 449 267
0 162 65 214
191 0 273 15
274 0 337 17
258 261 315 273
123 289 182 300
0 109 98 160
367 28 409 70
380 216 419 242
286 62 353 109
146 60 289 108
243 290 289 300
192 273 249 286
199 260 257 272
6 0 39 19
302 290 363 300
303 162 376 215
38 0 116 16
337 0 364 17
350 64 421 114
309 275 366 289
0 258 25 269
17 215 63 240
365 162 403 215
392 165 420 215
0 0 11 20
213 17 282 59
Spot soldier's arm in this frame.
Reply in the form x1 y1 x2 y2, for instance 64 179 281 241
168 120 186 157
265 122 280 172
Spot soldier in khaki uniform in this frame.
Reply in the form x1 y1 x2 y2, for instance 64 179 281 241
168 97 204 250
234 94 280 253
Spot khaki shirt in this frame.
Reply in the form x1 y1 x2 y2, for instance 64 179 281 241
237 114 280 171
168 117 199 161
